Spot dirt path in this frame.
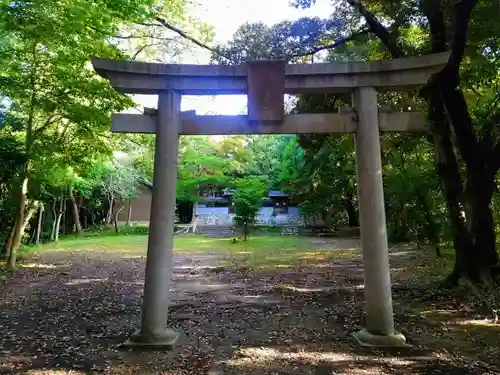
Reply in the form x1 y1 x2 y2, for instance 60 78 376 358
0 239 497 374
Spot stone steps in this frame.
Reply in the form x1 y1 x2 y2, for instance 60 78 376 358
196 226 235 238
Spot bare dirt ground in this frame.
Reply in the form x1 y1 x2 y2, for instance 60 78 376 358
0 237 499 375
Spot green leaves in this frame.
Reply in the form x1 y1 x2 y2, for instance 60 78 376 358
232 177 267 233
176 136 234 201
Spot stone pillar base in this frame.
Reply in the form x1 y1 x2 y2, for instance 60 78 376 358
352 328 410 348
122 329 179 349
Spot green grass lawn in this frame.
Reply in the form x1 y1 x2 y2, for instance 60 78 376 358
20 234 361 269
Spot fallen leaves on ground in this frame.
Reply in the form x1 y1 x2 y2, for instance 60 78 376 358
0 238 498 375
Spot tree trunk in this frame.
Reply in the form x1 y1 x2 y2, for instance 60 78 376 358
344 193 358 227
113 205 125 233
11 201 38 252
62 198 67 235
427 83 475 284
83 209 88 229
54 215 62 242
7 172 29 268
126 200 132 226
35 205 44 245
54 195 64 242
79 196 87 229
50 200 57 241
105 195 114 225
3 219 17 259
54 213 63 242
69 185 82 233
191 202 198 234
454 170 498 283
244 221 248 241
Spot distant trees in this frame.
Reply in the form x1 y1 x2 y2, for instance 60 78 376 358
0 0 211 267
232 178 267 241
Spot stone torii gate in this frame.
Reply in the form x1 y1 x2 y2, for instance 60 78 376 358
92 51 449 348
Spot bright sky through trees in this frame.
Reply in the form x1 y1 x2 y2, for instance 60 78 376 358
133 0 332 115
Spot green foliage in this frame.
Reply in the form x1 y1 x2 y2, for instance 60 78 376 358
177 136 233 202
382 134 445 243
0 0 209 255
98 161 139 202
232 178 267 240
246 135 296 188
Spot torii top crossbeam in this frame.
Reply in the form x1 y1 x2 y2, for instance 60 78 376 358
92 52 450 95
92 52 449 125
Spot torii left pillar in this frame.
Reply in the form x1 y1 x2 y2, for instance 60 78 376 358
124 90 180 348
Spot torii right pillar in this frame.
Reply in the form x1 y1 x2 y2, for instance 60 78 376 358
352 86 407 347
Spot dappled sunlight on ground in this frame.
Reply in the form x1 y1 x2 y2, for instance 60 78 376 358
455 319 499 327
227 346 435 367
217 344 471 375
64 278 108 286
23 371 86 375
19 263 58 269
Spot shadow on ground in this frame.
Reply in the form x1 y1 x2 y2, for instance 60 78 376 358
0 238 498 374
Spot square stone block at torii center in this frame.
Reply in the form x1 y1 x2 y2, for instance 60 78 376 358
91 51 450 349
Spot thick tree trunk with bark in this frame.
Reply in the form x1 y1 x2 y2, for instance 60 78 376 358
69 185 82 233
446 169 499 284
433 71 498 282
427 82 475 264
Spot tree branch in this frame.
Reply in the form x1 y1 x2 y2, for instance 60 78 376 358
26 41 39 155
420 0 447 53
88 25 137 39
442 0 478 87
286 28 370 60
345 0 404 58
135 22 163 28
439 85 482 170
132 42 163 60
55 120 73 146
89 24 178 42
34 113 62 136
154 16 236 63
435 0 481 171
